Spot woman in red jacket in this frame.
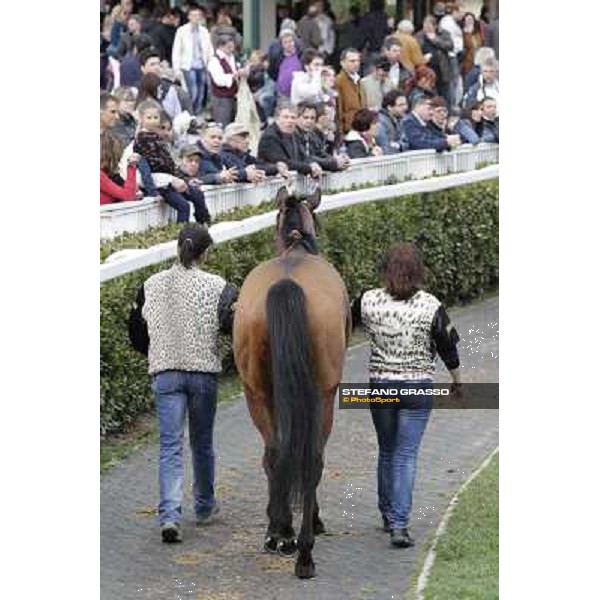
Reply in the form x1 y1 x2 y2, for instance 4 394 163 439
100 130 142 204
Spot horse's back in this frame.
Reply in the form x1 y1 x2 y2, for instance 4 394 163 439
237 254 343 306
234 252 349 388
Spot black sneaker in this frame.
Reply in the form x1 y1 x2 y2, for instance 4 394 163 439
390 528 414 548
196 502 220 526
161 522 182 543
382 516 391 533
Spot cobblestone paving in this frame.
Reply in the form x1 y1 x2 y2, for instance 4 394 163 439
101 296 499 600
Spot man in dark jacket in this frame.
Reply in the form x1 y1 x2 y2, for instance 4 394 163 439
382 36 412 92
415 16 454 107
375 89 409 154
296 3 322 50
428 95 454 135
196 123 239 184
257 103 322 178
220 123 289 182
361 0 390 55
294 102 350 172
147 7 179 62
173 145 212 225
119 34 153 88
480 97 499 143
402 96 460 152
335 5 366 59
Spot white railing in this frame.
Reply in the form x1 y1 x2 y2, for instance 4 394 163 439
100 144 498 240
100 164 499 283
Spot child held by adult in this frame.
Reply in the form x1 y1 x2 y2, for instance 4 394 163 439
133 100 193 222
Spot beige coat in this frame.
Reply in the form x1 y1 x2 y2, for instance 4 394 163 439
360 74 396 111
172 23 214 73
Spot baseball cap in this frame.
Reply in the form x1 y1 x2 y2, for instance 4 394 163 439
223 122 251 140
180 144 202 158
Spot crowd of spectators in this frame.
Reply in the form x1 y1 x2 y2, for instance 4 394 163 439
100 0 499 211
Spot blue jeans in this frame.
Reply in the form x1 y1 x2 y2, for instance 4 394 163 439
183 68 207 115
159 186 191 223
254 77 276 120
137 158 158 196
153 370 218 526
369 378 432 529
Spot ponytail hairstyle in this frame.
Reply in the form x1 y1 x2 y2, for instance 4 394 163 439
177 223 213 269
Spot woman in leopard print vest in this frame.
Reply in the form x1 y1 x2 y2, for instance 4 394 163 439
352 242 461 549
128 224 238 544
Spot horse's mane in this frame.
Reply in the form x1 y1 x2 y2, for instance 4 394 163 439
279 196 319 255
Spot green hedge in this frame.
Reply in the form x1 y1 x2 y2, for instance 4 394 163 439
100 179 498 436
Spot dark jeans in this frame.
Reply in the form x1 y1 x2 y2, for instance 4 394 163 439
153 370 218 525
160 185 211 224
369 378 433 529
160 186 190 222
182 186 211 225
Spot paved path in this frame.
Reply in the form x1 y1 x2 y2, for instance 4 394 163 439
101 296 498 600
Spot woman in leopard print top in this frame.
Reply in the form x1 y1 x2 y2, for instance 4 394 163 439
128 224 238 544
353 242 461 549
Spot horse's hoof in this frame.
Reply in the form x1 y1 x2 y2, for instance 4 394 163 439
264 535 278 554
277 537 298 558
295 557 316 579
313 517 326 535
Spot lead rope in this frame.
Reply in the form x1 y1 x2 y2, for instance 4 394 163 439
279 229 303 258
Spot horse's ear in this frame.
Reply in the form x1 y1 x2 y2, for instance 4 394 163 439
275 186 289 209
306 187 321 210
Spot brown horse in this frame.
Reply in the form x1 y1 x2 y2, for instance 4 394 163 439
233 186 351 579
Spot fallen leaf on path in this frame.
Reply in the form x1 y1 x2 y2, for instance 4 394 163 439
195 592 242 600
260 555 294 572
133 506 157 517
172 552 212 565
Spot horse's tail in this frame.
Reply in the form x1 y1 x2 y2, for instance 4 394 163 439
266 278 321 507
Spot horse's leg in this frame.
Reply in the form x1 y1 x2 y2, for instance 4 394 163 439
294 455 323 578
311 384 337 536
264 445 296 555
263 445 280 552
313 499 325 535
311 464 325 535
242 384 290 552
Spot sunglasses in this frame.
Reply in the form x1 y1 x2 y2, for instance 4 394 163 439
202 121 223 130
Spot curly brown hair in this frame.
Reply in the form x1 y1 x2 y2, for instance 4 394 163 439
380 242 425 301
